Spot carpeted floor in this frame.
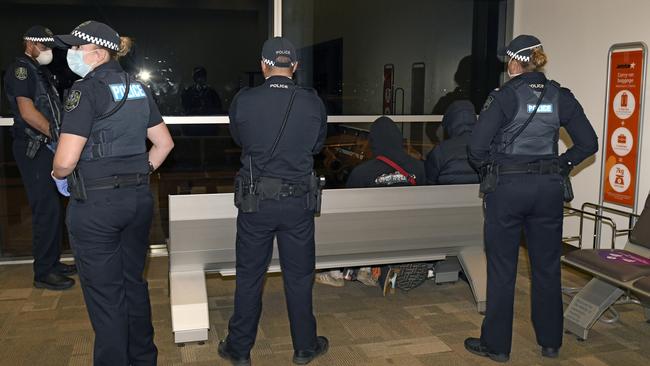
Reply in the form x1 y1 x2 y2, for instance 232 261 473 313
0 249 649 366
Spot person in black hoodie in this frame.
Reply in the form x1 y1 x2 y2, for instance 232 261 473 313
315 116 425 288
425 100 479 185
346 116 426 188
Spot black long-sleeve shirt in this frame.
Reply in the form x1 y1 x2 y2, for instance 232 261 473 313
229 76 328 182
468 72 598 170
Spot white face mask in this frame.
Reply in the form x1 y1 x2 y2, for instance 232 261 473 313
35 49 53 65
66 49 98 78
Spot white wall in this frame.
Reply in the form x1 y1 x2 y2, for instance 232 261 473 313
514 0 650 248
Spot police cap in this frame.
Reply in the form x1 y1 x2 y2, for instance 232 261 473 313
261 37 297 68
498 34 542 63
54 20 120 51
23 25 56 48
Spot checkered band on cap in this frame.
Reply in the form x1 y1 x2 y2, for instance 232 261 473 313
262 57 296 67
506 49 530 62
23 36 55 43
72 30 119 51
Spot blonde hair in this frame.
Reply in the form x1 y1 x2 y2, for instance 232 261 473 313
113 37 133 59
520 47 548 72
103 36 133 60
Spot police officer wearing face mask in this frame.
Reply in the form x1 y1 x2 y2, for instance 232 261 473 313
464 35 598 362
51 21 174 365
218 37 328 366
3 25 76 290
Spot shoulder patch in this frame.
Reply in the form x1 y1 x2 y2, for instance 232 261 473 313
14 67 28 81
482 95 495 111
64 90 82 112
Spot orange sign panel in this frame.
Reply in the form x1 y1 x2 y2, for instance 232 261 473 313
603 49 645 207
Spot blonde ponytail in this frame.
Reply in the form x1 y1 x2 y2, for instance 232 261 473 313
530 47 548 69
113 36 133 59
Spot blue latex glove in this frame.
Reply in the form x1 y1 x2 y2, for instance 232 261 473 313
51 171 70 197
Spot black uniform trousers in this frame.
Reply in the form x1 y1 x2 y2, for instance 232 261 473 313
67 185 157 366
480 173 564 355
227 195 318 358
12 138 62 280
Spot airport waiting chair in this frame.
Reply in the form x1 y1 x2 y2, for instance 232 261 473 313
562 192 650 340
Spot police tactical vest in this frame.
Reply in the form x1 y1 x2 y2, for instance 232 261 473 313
495 79 560 156
5 57 62 135
80 70 150 161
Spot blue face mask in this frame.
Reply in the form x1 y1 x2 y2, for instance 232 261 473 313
66 49 97 78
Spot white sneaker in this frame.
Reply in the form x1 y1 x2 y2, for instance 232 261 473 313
329 270 344 280
315 272 345 287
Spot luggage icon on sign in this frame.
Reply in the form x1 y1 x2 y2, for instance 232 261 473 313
621 91 629 108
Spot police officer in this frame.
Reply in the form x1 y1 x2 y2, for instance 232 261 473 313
464 35 598 362
3 25 76 290
51 21 174 365
218 37 328 366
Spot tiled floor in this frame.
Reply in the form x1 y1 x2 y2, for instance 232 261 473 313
0 250 649 366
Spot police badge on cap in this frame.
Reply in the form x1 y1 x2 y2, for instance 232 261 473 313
54 20 120 51
261 37 297 68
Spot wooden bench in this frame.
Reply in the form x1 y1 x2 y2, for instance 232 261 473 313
168 184 487 343
562 193 650 340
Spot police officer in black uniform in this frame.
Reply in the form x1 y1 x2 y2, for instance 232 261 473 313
51 21 174 365
218 37 328 366
3 25 76 290
464 35 598 362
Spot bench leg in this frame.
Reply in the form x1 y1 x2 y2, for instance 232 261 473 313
563 278 624 341
645 307 650 323
170 270 210 344
457 247 487 313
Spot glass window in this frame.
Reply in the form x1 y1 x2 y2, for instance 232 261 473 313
0 0 270 257
283 0 508 115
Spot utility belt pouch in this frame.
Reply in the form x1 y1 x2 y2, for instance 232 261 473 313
24 128 46 159
308 173 326 216
479 164 498 194
234 174 259 213
68 169 88 202
562 175 574 202
257 177 282 201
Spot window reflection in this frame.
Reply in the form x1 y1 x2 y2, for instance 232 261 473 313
284 0 483 115
0 0 270 117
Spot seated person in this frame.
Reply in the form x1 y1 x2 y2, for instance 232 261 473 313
425 100 479 184
316 116 426 287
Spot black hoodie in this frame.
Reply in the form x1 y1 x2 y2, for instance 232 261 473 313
425 100 479 184
346 117 426 188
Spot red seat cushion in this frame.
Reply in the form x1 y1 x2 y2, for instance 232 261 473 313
564 249 650 282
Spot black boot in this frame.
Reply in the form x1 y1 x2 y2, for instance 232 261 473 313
464 337 509 363
541 346 559 358
217 340 251 366
293 336 329 365
33 273 75 291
